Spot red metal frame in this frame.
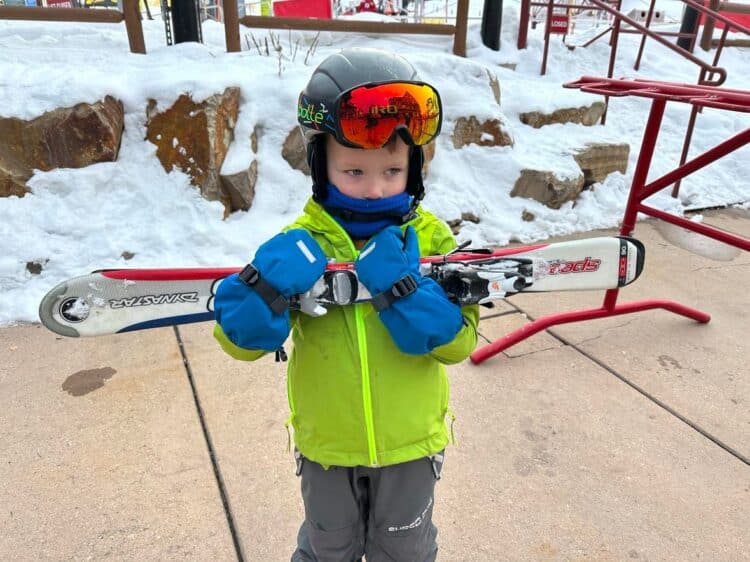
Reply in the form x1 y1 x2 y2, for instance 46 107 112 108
520 0 750 89
471 77 750 364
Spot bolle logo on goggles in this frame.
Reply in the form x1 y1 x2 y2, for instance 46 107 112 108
298 101 328 125
369 104 399 116
110 292 199 309
547 257 601 275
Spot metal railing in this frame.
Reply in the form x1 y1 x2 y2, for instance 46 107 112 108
471 77 750 363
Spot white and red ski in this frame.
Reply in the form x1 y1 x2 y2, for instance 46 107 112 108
39 236 644 337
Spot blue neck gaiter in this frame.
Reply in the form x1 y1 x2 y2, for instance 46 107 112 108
322 184 413 240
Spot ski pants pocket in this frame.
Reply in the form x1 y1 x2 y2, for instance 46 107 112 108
367 455 440 562
294 455 365 561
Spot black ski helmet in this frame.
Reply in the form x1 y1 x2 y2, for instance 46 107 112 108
297 48 434 203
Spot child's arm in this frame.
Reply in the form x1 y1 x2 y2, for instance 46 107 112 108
213 323 269 361
429 304 479 365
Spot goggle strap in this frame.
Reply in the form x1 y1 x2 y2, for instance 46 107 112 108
308 135 329 201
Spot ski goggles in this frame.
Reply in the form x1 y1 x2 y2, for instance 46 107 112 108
298 81 442 149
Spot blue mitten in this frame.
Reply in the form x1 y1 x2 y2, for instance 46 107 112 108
355 225 464 355
214 229 326 351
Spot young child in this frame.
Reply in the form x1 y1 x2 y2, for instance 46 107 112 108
213 48 479 562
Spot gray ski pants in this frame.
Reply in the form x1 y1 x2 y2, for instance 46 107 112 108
290 451 444 562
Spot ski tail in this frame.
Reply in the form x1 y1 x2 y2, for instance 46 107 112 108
618 236 645 286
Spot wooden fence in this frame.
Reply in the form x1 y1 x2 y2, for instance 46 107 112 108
0 0 146 53
222 0 470 57
701 0 750 49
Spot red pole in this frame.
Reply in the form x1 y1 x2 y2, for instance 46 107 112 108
541 0 554 75
638 204 750 251
640 127 750 201
470 299 710 364
620 98 666 235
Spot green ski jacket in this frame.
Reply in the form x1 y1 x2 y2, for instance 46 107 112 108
214 198 479 468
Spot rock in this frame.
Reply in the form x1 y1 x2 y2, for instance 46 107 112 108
250 125 259 154
521 210 536 222
282 127 310 176
486 69 501 106
26 260 47 275
446 212 479 235
446 218 462 235
452 116 514 149
146 88 240 213
121 251 135 260
220 124 261 214
511 169 585 209
572 142 629 186
221 160 257 213
422 141 436 178
0 96 124 198
0 161 29 198
520 101 605 128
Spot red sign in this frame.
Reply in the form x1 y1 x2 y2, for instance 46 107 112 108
47 0 74 6
272 0 332 18
549 14 569 34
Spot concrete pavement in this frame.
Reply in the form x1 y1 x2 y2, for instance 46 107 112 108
1 210 748 561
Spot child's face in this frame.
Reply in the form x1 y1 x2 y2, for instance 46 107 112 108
326 135 410 199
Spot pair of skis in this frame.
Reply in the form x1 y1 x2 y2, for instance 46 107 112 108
38 236 645 338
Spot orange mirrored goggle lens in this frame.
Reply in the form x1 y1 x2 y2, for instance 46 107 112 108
337 82 442 149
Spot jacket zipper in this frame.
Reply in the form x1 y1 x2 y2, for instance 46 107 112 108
354 304 378 466
325 213 379 467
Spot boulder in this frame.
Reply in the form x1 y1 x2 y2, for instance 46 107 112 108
221 160 258 212
446 212 480 235
452 116 514 149
220 125 260 213
146 88 240 213
0 96 124 197
520 101 605 128
573 142 629 186
421 141 436 176
511 169 585 209
282 128 310 176
486 68 501 106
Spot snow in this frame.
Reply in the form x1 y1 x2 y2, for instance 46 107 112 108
1 0 749 325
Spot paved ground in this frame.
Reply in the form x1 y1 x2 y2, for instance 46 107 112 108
1 210 749 561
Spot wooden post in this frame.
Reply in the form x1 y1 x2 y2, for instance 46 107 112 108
122 0 146 53
518 0 529 49
224 0 241 52
700 0 720 50
453 0 470 56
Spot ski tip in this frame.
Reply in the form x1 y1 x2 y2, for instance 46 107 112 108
38 281 82 338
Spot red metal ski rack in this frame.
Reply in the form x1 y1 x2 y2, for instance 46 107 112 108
471 77 750 364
